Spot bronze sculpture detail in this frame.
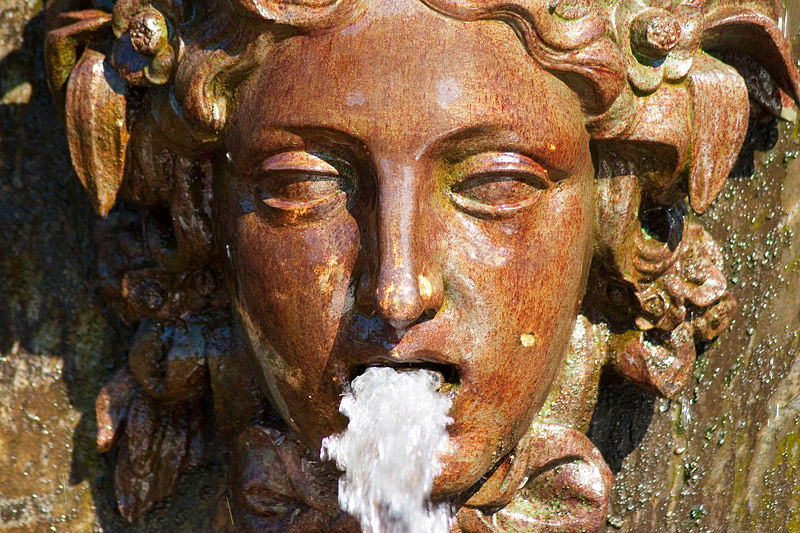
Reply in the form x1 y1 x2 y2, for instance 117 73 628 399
44 0 800 530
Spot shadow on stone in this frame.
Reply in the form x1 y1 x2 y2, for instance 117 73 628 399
587 373 656 475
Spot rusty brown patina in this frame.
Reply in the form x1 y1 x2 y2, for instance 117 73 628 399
44 0 800 531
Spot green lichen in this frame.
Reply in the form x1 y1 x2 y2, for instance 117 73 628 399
724 359 742 387
775 429 800 532
689 504 707 520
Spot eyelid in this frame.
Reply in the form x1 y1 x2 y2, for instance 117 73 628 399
450 152 552 185
261 151 340 175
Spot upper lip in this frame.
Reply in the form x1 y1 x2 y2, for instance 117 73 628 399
351 357 461 388
345 315 462 388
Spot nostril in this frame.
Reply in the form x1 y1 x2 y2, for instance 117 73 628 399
416 308 437 325
386 316 416 331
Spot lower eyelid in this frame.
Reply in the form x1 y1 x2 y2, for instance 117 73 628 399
256 188 349 224
449 190 541 219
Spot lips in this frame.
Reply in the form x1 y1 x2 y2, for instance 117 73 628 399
343 311 463 393
351 360 461 392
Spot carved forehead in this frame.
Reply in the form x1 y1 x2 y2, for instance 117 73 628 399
229 0 585 164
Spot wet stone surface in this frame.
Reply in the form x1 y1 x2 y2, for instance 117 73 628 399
1 2 800 532
594 37 800 531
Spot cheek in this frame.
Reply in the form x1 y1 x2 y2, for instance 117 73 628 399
521 183 593 356
442 177 593 396
225 203 361 372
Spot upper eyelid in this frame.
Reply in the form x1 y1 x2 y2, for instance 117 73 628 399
228 126 371 175
260 151 340 175
449 152 553 185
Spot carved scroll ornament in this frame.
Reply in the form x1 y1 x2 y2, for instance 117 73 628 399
44 0 799 531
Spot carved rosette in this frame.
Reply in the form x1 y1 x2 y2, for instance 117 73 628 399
44 0 799 531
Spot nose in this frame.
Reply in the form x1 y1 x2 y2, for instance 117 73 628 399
359 160 443 330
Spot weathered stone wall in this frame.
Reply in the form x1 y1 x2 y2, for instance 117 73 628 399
1 2 799 531
1 2 104 529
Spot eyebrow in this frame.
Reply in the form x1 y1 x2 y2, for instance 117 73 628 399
228 126 368 176
419 124 499 159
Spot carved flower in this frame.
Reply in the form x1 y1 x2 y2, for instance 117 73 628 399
618 0 704 94
608 220 736 398
632 221 730 333
111 6 176 86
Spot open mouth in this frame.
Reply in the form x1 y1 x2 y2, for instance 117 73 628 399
351 362 460 392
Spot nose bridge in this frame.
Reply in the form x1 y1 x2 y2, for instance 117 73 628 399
371 158 434 328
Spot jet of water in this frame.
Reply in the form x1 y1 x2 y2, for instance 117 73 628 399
320 366 453 533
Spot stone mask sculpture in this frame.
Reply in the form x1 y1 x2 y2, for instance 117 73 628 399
44 0 800 530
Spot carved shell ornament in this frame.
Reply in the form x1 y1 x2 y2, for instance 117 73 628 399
44 0 799 531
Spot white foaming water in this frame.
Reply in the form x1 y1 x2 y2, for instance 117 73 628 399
320 367 453 533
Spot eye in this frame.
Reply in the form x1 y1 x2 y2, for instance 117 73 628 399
261 174 354 205
453 175 542 205
448 152 550 218
255 151 357 224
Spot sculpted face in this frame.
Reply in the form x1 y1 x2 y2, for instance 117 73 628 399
218 0 594 497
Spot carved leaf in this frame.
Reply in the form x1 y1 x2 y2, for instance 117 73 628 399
229 425 356 531
95 367 137 453
65 48 129 216
44 9 111 114
686 54 749 214
535 316 609 433
128 317 211 403
609 324 696 399
618 85 692 198
459 423 612 532
114 390 204 521
702 6 800 108
693 291 737 342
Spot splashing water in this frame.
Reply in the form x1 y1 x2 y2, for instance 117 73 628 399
320 367 454 533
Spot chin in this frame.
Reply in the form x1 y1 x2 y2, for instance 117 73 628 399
428 430 503 499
